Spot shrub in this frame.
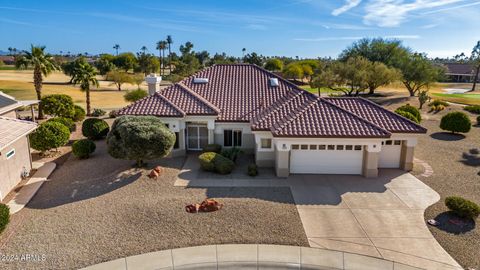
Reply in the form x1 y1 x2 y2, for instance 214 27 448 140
440 112 471 134
248 163 258 177
429 99 449 107
433 104 445 112
91 108 106 117
0 203 9 233
198 152 235 175
221 147 243 162
41 94 75 118
82 118 110 140
464 105 480 114
72 139 96 159
109 110 118 118
395 110 420 124
124 89 148 102
106 116 175 166
477 115 480 125
47 117 76 132
445 196 480 220
203 144 222 153
395 104 421 122
71 105 86 122
30 122 70 153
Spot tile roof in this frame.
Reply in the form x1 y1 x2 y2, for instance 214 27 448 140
326 98 427 134
444 63 475 75
119 64 427 138
0 117 37 150
0 91 22 115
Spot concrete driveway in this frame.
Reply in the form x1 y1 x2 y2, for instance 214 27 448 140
289 169 461 270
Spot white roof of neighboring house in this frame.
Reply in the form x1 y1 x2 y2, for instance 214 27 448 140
0 91 39 115
0 117 37 150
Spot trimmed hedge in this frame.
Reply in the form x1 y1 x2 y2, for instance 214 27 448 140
395 110 420 124
202 144 222 153
199 152 235 175
91 108 106 117
248 163 258 177
82 118 109 140
41 94 75 118
0 203 9 233
395 104 421 122
464 105 480 114
72 139 96 159
30 121 70 152
47 117 76 132
72 105 86 122
445 196 480 220
440 112 471 134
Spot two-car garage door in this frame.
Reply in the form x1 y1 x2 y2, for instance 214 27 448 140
290 144 364 175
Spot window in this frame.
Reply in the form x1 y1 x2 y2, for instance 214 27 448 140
301 144 308 150
310 145 317 150
223 129 242 147
6 149 15 159
292 144 299 150
327 145 335 150
318 145 326 150
386 140 393 145
354 145 362 151
394 140 402 145
261 138 272 149
174 132 179 149
336 145 344 150
346 145 353 150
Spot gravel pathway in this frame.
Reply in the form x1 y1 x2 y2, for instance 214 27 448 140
0 141 307 270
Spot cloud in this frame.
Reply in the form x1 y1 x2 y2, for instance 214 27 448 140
421 23 438 29
363 0 464 27
423 0 480 14
246 24 268 30
321 23 372 30
294 35 420 42
332 0 362 16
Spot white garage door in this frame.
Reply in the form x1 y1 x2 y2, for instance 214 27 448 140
379 140 402 168
290 144 364 175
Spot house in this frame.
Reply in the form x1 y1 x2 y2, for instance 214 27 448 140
117 64 426 178
443 63 479 83
0 92 38 201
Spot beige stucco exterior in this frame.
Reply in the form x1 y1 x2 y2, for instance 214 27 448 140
0 136 32 201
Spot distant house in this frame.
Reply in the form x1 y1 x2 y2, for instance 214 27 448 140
443 63 479 83
0 56 15 65
0 92 38 201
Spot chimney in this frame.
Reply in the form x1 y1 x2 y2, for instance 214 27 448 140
145 74 162 95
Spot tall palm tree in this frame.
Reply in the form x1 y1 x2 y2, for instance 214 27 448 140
113 44 120 56
140 46 148 54
156 41 167 75
166 35 173 73
71 62 99 116
15 45 59 119
242 48 246 57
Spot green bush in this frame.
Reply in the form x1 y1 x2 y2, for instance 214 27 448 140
71 105 86 122
198 152 235 175
395 110 420 123
30 121 70 153
202 144 222 153
248 163 258 177
429 99 449 107
41 94 75 118
395 104 421 122
72 139 96 159
82 118 110 140
464 105 480 114
109 110 118 118
445 196 480 220
440 112 471 134
47 117 76 132
106 116 175 166
221 147 243 162
477 115 480 125
124 89 148 102
91 108 106 117
0 203 9 233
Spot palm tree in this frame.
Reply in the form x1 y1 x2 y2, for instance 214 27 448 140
166 35 173 73
156 41 167 75
15 45 59 119
113 44 120 56
71 62 99 116
242 48 246 58
140 46 148 54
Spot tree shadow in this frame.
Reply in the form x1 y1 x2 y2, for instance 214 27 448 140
432 211 476 234
460 148 480 167
430 132 466 141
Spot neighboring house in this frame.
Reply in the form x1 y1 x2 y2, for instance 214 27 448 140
0 56 15 65
0 92 38 201
443 63 479 83
118 64 426 178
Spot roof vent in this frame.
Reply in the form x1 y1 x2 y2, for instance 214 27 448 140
193 77 209 84
269 78 279 87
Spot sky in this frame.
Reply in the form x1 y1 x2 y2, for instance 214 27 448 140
0 0 479 58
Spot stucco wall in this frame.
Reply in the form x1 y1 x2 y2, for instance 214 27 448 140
0 110 17 118
214 123 255 153
0 136 32 201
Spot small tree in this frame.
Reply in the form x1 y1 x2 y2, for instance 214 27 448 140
397 53 441 97
131 73 144 89
470 41 480 92
283 63 303 81
124 89 148 102
395 104 422 122
264 58 283 72
82 118 110 140
30 122 70 154
113 52 137 72
106 116 175 166
106 71 133 91
366 62 400 95
440 112 471 134
41 94 75 118
418 90 430 109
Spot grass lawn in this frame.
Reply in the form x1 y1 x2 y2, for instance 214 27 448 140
431 92 480 105
299 86 344 96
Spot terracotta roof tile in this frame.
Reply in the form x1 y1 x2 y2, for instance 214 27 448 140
117 93 185 117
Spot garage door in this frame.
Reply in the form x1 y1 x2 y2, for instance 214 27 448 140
379 140 402 168
290 144 364 175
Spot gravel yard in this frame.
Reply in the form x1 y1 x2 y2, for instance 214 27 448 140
0 142 307 270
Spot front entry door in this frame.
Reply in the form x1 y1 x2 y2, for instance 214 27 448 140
187 125 208 150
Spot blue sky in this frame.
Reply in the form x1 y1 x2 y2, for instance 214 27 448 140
0 0 479 58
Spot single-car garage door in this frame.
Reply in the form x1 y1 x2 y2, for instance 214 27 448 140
379 140 402 168
290 144 363 175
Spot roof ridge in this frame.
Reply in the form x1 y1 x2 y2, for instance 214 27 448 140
177 82 221 113
156 93 186 116
271 96 318 133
